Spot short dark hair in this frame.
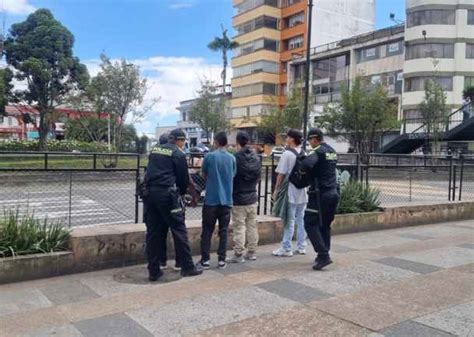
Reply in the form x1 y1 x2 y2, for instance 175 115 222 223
236 131 250 147
214 132 228 147
159 133 169 145
287 128 303 145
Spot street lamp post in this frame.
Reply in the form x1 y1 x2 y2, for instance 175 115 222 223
302 0 314 150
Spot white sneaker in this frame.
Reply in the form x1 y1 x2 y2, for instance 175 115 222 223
295 248 307 255
272 248 294 257
245 252 257 261
227 255 245 263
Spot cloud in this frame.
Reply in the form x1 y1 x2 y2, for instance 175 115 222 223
168 0 196 10
2 0 35 15
83 56 230 136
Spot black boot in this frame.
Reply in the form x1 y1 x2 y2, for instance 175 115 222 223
148 270 164 282
313 256 333 271
181 266 203 277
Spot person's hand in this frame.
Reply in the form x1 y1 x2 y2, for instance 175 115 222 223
272 190 278 202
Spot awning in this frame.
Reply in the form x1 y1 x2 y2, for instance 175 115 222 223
234 121 257 129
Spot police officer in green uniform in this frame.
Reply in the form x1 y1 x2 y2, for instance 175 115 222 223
303 128 340 271
144 129 202 281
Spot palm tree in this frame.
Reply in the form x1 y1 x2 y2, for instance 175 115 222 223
208 25 239 94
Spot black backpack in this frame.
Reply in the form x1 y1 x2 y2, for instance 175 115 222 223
287 148 311 189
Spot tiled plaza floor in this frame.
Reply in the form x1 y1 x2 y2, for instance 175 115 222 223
1 220 473 336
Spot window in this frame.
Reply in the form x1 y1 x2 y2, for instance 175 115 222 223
231 105 272 118
406 43 455 60
7 117 13 126
280 0 302 7
286 35 304 50
293 63 305 81
236 15 278 35
404 76 453 92
386 41 403 56
358 46 379 62
468 10 474 25
233 83 278 98
285 12 304 28
234 38 279 57
467 44 474 59
407 9 455 27
233 61 279 77
466 77 474 89
312 55 348 81
236 0 278 15
403 109 423 120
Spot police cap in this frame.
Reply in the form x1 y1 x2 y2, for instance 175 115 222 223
308 128 324 140
169 129 186 141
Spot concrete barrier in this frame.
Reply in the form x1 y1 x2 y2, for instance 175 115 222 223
2 201 474 284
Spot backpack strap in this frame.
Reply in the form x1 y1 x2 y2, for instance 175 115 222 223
287 148 300 157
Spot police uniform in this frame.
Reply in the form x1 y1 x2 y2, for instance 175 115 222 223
144 130 199 279
303 134 339 270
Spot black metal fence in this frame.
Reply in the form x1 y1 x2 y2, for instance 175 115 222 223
0 152 141 227
2 151 474 227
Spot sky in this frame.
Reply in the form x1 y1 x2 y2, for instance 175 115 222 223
2 0 406 136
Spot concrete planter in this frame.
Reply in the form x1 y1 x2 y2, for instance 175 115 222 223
2 201 474 284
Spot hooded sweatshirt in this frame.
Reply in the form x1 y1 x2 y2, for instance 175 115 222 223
233 145 261 206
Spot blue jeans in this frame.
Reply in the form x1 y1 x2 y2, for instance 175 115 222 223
282 202 307 251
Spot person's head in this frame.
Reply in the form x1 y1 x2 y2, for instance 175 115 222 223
286 129 303 147
236 131 250 150
169 129 186 149
307 128 324 148
213 131 228 148
159 133 169 145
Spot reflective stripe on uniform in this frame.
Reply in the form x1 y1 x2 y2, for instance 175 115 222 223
305 208 320 214
150 146 173 156
171 208 182 214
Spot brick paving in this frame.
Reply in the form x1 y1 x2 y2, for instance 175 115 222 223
1 220 473 336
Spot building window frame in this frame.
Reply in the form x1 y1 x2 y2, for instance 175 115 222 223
286 35 304 50
468 10 474 25
406 43 455 60
466 44 474 59
404 76 453 92
407 9 456 28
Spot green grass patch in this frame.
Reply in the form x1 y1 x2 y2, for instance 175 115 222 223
0 208 71 258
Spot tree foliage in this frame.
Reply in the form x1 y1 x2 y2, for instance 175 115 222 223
4 9 89 150
319 76 398 161
90 54 156 151
64 116 110 143
257 87 305 144
208 26 238 93
463 86 474 102
0 68 14 117
188 80 229 142
418 79 448 153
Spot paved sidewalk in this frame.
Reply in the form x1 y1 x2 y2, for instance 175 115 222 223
1 220 474 337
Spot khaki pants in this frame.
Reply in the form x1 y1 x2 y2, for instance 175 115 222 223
231 203 258 255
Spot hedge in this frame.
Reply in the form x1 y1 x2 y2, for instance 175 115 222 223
0 140 109 152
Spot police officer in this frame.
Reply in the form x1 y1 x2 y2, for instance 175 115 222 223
144 129 202 281
303 128 340 271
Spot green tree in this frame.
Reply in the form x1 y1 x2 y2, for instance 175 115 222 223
418 79 448 153
64 116 110 143
0 68 14 117
257 87 305 144
4 9 89 150
319 76 398 161
208 26 238 92
91 54 156 151
463 86 474 102
189 80 229 143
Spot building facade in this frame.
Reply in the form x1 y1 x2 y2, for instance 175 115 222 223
230 0 375 135
176 99 208 147
287 0 474 153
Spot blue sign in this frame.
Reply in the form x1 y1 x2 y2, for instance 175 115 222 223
27 131 39 139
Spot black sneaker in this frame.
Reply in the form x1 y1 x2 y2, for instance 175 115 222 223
148 270 164 282
313 258 333 271
197 260 210 270
181 267 203 277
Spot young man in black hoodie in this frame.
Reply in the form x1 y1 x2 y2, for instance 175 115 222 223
227 131 262 263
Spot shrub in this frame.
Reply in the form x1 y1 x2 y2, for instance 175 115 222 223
0 139 109 152
0 209 70 257
337 181 381 214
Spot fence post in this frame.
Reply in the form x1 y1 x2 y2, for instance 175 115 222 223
356 154 361 182
93 154 97 170
44 153 48 170
459 154 464 201
264 166 269 214
447 150 453 201
68 172 73 227
452 164 457 201
409 169 413 202
257 155 262 215
135 154 141 223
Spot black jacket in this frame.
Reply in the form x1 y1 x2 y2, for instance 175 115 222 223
302 142 338 192
145 143 189 194
233 146 261 206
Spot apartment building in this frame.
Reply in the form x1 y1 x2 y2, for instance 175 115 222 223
176 98 209 147
230 0 375 139
287 0 474 153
